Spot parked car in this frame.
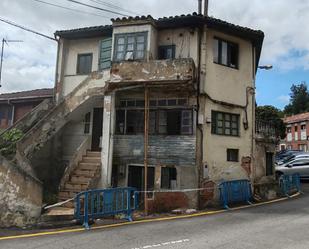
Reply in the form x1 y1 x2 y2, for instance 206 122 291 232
275 157 309 179
275 150 304 165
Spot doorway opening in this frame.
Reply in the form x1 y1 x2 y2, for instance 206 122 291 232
91 108 103 151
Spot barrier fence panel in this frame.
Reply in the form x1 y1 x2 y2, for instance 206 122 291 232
74 187 138 229
279 173 301 197
219 179 252 209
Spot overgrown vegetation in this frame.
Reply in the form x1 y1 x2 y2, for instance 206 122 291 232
0 128 23 157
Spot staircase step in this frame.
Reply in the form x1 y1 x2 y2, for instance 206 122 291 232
82 157 101 163
59 190 79 199
78 162 100 170
65 182 88 191
86 151 101 157
74 169 96 177
70 175 92 184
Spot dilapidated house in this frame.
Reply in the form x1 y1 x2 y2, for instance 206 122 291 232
1 11 274 226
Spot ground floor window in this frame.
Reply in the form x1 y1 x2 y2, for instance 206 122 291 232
227 148 239 162
127 165 154 191
161 167 177 189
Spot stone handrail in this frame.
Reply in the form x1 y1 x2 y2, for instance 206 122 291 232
59 135 91 190
16 71 107 160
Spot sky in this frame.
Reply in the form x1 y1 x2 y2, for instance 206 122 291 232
0 0 308 110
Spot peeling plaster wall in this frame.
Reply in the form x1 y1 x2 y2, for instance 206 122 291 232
0 156 42 227
255 140 276 182
202 29 255 183
157 28 198 64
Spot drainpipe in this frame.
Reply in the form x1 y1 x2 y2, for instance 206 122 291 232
198 0 202 14
204 0 209 16
196 1 205 208
53 34 60 104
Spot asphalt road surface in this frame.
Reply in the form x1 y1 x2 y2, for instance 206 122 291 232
2 183 309 249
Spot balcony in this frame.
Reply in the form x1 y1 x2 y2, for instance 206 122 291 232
255 119 278 142
107 58 195 92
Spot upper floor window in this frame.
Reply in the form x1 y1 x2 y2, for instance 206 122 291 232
114 32 147 61
158 45 175 60
301 124 306 130
211 111 240 136
213 37 238 69
77 53 92 74
287 127 291 133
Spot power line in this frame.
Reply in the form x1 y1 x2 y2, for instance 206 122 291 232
65 0 129 17
33 0 111 19
88 0 141 16
0 17 56 41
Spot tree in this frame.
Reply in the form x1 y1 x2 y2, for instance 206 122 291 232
283 82 309 115
256 105 285 139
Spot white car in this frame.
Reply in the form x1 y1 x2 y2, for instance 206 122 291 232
275 157 309 179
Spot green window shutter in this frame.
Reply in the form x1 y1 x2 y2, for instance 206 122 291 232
99 37 112 70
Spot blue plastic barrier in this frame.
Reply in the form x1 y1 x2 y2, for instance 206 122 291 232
279 173 301 197
75 187 138 229
219 179 252 209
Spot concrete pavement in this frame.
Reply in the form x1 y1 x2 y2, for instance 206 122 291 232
1 183 309 249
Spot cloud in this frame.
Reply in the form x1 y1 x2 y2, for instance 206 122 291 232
277 95 290 105
0 0 308 93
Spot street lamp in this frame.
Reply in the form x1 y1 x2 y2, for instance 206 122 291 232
258 65 273 70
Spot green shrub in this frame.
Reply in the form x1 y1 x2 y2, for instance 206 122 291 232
0 128 23 156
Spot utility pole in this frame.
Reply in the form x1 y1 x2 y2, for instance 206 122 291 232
0 38 23 87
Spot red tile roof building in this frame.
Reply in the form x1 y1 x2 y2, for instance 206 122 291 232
282 112 309 151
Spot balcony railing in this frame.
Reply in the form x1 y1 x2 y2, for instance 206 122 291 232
255 119 277 139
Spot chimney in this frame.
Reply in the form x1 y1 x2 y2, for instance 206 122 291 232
204 0 209 16
198 0 202 14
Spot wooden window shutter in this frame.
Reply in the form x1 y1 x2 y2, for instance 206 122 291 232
99 37 112 70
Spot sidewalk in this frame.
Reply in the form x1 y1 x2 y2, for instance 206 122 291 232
0 192 301 240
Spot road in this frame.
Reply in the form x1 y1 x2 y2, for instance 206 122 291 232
1 183 309 249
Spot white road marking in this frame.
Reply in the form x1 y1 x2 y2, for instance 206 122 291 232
131 239 190 249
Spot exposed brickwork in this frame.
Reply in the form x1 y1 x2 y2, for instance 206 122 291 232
148 192 188 213
199 180 215 209
241 156 251 177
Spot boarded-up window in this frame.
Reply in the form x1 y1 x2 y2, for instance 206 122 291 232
99 38 112 70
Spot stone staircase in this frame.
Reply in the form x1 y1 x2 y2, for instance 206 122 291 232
58 151 101 208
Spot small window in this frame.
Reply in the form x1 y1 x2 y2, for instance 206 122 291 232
295 126 298 132
161 167 177 189
158 45 175 60
213 37 238 69
301 124 306 130
212 111 239 136
227 149 239 162
84 112 91 134
77 53 92 74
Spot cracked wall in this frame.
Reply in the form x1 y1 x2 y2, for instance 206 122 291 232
0 156 42 228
